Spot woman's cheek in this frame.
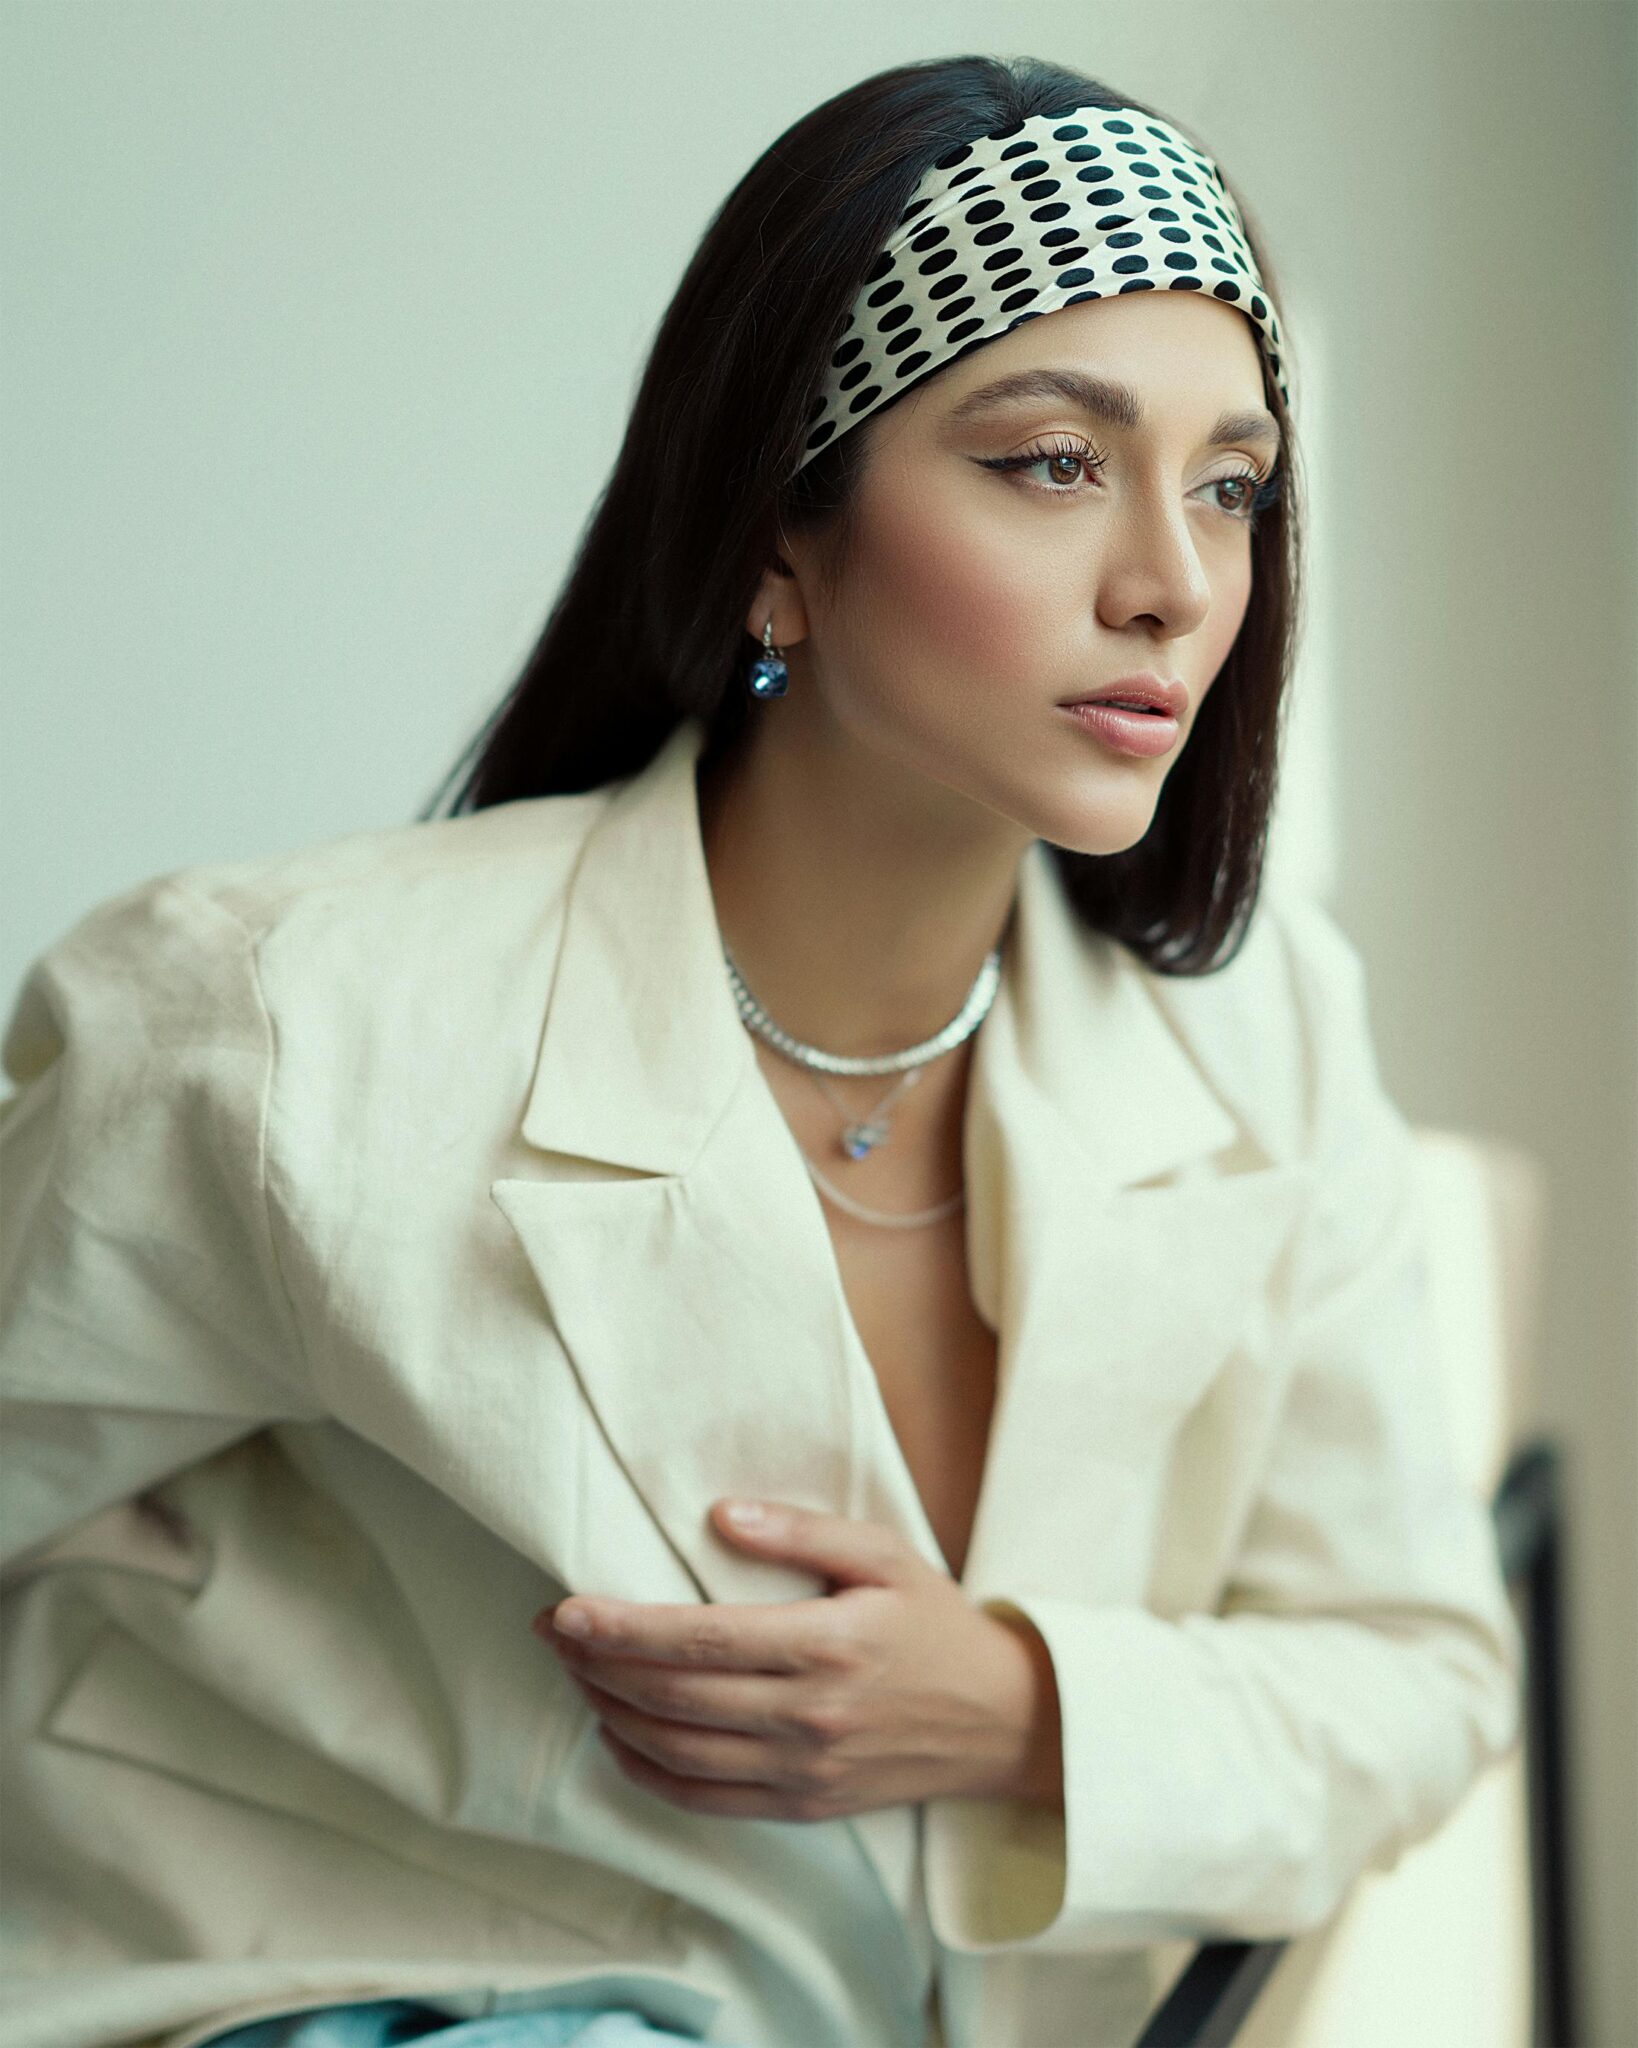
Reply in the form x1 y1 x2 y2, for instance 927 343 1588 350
877 519 1046 677
1199 558 1254 682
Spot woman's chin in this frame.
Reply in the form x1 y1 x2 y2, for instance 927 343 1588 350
1029 780 1164 858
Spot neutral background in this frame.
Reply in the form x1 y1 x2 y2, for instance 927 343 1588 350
2 4 1634 2040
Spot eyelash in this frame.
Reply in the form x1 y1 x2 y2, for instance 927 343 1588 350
978 435 1284 523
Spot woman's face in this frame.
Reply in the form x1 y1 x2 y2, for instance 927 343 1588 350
770 289 1281 856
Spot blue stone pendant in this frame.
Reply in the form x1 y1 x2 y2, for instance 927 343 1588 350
748 619 789 698
747 651 788 698
842 1119 889 1160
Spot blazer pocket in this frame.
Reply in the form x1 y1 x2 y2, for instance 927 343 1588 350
35 1620 668 1951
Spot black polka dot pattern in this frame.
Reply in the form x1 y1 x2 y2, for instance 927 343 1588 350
793 104 1287 476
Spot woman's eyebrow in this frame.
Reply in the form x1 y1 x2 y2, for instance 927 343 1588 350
945 366 1283 457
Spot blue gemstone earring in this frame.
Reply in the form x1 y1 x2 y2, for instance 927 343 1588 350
746 618 789 699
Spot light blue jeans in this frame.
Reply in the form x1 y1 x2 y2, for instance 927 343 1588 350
195 1999 730 2047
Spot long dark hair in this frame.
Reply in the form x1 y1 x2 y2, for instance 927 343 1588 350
418 53 1303 973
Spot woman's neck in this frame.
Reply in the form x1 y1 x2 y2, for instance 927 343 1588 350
696 709 1030 1062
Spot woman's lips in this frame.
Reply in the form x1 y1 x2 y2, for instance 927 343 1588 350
1059 701 1181 758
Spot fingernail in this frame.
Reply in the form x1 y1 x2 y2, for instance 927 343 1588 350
724 1501 765 1526
554 1605 593 1637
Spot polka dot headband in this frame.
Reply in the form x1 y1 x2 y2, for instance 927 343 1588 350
792 103 1288 478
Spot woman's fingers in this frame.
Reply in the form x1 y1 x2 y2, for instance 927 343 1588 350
537 1594 840 1673
549 1631 806 1735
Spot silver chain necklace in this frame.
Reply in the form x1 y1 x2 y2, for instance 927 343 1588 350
723 943 1001 1231
722 945 1001 1075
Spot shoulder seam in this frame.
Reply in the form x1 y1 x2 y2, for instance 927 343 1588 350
152 794 612 944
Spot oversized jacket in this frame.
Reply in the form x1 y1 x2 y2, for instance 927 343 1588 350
0 713 1523 2048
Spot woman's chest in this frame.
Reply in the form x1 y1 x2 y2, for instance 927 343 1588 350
745 1035 1000 1582
825 1214 999 1584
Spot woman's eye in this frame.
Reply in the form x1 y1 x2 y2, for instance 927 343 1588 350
980 442 1098 493
1210 472 1260 518
979 445 1282 525
1026 448 1095 490
1204 467 1284 522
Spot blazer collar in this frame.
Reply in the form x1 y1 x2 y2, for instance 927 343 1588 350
519 714 1250 1192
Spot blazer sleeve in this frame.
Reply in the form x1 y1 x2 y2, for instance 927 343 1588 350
923 895 1526 1955
1 873 325 1579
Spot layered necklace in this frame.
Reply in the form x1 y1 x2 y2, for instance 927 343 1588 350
722 943 1002 1231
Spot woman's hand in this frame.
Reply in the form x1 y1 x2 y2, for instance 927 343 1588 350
530 1498 1062 1823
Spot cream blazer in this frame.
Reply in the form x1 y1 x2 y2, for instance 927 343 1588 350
0 715 1522 2048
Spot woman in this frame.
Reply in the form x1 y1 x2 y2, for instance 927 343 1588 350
0 51 1521 2048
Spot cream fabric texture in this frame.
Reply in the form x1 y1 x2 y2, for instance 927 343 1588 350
0 716 1521 2048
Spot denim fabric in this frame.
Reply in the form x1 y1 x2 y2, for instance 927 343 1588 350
194 1999 723 2048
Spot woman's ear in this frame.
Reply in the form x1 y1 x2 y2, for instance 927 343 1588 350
743 564 809 648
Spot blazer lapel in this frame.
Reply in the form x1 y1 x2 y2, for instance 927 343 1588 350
952 838 1311 1610
490 716 894 1608
491 1076 881 1607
